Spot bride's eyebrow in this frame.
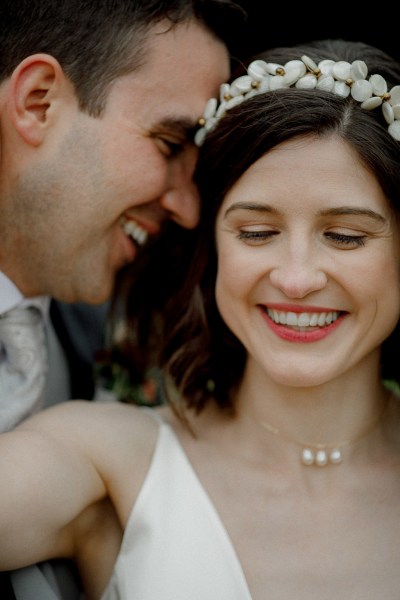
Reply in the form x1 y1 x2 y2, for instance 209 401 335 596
223 202 278 217
319 207 388 223
222 204 390 226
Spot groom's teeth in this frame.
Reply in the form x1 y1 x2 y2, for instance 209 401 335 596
267 309 339 328
122 220 148 246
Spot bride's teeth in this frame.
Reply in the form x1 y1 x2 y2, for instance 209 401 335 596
122 220 148 246
298 313 311 327
266 309 339 328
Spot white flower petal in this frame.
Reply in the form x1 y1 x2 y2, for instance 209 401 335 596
316 75 335 91
333 80 351 97
383 102 394 124
350 60 368 80
219 83 231 102
351 79 372 102
361 96 383 110
332 61 352 81
245 89 260 99
230 75 253 96
203 98 217 119
301 55 318 70
388 120 400 141
369 73 387 96
318 59 335 76
194 128 206 146
295 74 317 89
204 116 217 131
225 95 244 110
269 75 287 90
248 60 269 80
282 60 307 85
266 62 283 75
390 85 400 105
258 77 271 93
216 101 228 118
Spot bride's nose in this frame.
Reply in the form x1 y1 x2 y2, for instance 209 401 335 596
269 244 328 298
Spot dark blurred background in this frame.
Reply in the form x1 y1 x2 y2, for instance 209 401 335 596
231 1 399 64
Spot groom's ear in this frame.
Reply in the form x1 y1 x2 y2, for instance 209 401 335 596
7 53 74 146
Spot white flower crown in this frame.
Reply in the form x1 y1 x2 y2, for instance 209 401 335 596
194 54 400 147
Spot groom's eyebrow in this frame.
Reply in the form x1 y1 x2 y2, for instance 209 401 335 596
159 116 199 141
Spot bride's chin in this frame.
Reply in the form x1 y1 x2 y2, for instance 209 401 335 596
254 361 336 389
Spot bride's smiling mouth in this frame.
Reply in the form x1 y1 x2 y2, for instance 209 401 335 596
258 305 348 341
265 307 342 329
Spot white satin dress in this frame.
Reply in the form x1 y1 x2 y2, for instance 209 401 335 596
100 412 253 600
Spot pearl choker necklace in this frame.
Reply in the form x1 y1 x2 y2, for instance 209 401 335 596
247 402 388 467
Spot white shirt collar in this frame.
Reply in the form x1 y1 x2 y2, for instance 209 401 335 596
0 271 50 319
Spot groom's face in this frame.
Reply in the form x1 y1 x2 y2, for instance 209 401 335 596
2 20 230 303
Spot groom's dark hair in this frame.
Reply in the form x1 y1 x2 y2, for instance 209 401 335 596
0 0 244 115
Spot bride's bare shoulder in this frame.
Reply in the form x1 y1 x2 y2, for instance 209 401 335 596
16 399 164 454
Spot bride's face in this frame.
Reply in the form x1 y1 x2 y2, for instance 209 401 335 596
214 135 400 388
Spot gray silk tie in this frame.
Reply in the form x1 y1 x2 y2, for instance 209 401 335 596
0 305 48 432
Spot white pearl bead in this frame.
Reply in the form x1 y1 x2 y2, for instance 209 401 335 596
315 449 328 466
301 448 314 465
329 448 343 464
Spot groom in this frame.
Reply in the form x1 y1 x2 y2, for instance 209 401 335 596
0 0 238 424
0 0 242 597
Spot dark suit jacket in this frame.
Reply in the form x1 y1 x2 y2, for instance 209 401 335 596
2 301 110 600
50 300 109 398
